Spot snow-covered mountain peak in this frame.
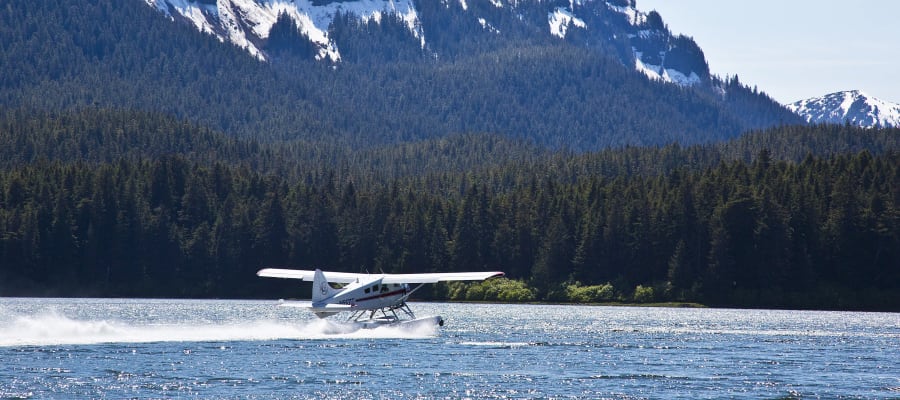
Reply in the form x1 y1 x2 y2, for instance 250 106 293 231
787 90 900 128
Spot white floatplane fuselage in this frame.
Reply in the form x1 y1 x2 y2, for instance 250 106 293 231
257 268 504 328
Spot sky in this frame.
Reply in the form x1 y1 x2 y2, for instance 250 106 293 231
634 0 900 105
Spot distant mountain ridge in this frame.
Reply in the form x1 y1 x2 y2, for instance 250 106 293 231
787 90 900 128
145 0 709 87
0 0 802 150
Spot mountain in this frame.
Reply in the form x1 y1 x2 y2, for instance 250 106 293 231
787 90 900 128
141 0 802 140
0 0 802 150
145 0 709 86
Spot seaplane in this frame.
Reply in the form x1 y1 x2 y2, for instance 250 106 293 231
256 268 504 330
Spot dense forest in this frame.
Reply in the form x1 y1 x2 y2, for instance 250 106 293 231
0 1 897 310
0 109 897 310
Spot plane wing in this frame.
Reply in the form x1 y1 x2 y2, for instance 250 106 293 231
376 271 505 284
257 268 504 284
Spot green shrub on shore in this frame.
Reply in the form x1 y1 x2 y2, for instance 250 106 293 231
446 278 536 302
633 285 656 303
565 282 616 303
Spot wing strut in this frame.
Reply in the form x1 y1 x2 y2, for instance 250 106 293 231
401 283 427 302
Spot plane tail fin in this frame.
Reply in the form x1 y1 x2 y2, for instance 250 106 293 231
311 268 340 305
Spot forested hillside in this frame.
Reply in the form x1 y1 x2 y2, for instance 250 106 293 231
0 0 801 149
0 109 897 310
3 108 896 182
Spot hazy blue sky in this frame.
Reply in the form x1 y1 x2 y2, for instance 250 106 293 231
635 0 900 105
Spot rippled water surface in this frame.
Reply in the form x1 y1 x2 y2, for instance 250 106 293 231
0 298 897 399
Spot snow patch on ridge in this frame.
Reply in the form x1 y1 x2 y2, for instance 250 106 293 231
478 18 500 34
150 1 239 50
608 3 645 26
634 50 701 87
549 7 586 39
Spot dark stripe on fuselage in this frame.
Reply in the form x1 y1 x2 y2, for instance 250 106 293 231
356 289 407 303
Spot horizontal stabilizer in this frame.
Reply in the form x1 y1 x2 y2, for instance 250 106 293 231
258 269 316 280
276 300 353 311
276 300 313 308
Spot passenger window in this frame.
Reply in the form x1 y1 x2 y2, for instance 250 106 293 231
364 288 370 294
373 285 379 292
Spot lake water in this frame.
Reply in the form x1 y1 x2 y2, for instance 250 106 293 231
0 298 897 399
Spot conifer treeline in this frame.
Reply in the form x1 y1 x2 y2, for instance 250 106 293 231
1 147 897 309
3 108 897 183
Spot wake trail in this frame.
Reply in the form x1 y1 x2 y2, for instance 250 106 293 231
0 312 437 347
